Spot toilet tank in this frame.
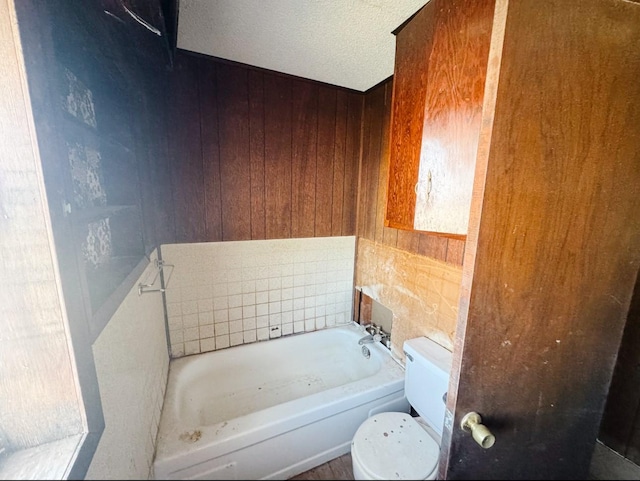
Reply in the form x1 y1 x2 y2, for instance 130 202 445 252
403 337 453 436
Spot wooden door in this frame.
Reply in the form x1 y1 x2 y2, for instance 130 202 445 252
439 0 640 479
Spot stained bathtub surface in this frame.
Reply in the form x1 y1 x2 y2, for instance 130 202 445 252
154 324 407 480
175 327 382 426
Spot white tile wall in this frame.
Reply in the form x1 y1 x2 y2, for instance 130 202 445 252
87 250 169 480
161 236 356 358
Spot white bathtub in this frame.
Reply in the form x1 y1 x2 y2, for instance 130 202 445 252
153 323 409 480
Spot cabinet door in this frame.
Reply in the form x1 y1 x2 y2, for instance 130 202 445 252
413 0 493 236
386 0 493 237
385 1 437 231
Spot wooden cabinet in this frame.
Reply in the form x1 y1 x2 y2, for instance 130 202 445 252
385 0 495 238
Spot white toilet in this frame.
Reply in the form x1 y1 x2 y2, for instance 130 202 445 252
351 336 452 480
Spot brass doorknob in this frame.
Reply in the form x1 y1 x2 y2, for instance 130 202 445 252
461 412 495 449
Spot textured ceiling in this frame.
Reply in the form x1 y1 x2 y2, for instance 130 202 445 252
177 0 429 92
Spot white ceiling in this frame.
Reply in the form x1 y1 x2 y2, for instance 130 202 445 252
176 0 429 92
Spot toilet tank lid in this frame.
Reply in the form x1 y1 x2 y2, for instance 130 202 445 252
403 337 452 375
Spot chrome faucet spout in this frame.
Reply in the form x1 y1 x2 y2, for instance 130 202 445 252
358 334 374 345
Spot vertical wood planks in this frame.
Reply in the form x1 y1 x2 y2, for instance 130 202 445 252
358 77 465 267
316 86 337 237
216 62 251 241
361 84 384 241
198 58 223 241
248 70 266 240
264 74 292 239
168 53 361 243
291 80 318 238
168 53 206 243
343 93 363 236
331 90 348 237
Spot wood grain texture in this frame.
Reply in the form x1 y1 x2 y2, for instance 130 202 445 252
361 84 384 240
445 239 465 266
146 78 175 247
332 90 348 236
373 81 392 243
444 0 640 478
291 80 318 238
248 70 266 240
289 453 354 480
343 93 363 236
198 58 222 241
216 62 251 241
357 77 464 267
169 52 361 243
168 53 206 243
413 0 493 235
316 86 337 237
264 74 292 239
385 0 437 229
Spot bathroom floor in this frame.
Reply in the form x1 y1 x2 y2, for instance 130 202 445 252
288 442 637 480
289 453 354 480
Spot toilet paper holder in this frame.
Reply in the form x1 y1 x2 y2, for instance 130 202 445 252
461 412 495 449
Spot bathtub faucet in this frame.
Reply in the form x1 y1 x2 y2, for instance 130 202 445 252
358 334 375 345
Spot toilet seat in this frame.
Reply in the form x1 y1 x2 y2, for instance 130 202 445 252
351 412 440 480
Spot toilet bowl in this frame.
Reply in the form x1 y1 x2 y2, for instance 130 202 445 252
351 412 440 480
350 336 452 480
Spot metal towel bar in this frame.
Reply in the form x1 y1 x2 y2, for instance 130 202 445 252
138 258 173 295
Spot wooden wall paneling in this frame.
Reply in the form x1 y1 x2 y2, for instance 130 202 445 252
263 74 292 239
343 93 363 236
446 238 465 266
331 90 348 236
198 57 222 242
382 226 399 248
362 84 385 241
358 76 466 267
133 83 159 255
248 70 266 240
380 80 399 248
168 53 206 243
315 86 337 237
149 79 176 246
396 230 421 252
291 80 318 238
357 89 373 239
417 234 448 261
216 62 251 241
374 80 393 244
356 91 372 238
